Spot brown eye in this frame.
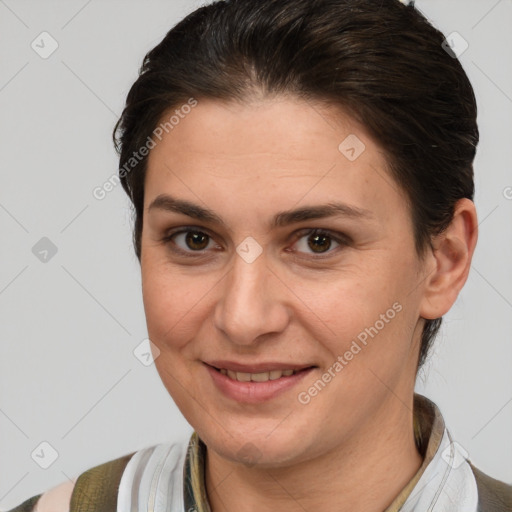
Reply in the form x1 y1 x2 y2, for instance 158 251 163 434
163 229 217 255
291 228 347 256
307 232 333 253
183 231 210 251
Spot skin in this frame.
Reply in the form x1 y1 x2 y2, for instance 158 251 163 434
140 96 478 512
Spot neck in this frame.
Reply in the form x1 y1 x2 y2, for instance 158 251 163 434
204 394 423 512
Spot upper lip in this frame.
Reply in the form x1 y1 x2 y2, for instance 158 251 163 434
205 360 316 373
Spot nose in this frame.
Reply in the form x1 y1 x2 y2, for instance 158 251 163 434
213 248 290 346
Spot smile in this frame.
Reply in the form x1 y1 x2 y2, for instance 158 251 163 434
216 367 300 382
204 363 316 403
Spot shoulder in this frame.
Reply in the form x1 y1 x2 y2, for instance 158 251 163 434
3 440 191 512
3 450 136 512
3 478 76 512
469 463 512 511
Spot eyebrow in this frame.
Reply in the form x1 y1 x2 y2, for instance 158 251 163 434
147 194 375 229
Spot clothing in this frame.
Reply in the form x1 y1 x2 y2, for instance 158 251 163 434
4 394 511 512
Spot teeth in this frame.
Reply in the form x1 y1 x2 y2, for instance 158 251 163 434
219 368 300 382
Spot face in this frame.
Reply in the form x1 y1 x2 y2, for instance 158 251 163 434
141 96 430 468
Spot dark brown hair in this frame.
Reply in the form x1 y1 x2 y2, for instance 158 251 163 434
113 0 479 368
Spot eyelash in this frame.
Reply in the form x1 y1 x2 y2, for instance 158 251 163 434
160 226 350 260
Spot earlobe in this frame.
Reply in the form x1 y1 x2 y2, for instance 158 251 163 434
419 198 478 320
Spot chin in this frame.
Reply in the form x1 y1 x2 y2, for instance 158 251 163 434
198 422 316 468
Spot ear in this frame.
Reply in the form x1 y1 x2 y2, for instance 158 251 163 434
419 198 478 320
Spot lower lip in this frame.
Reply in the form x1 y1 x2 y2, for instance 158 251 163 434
204 364 315 404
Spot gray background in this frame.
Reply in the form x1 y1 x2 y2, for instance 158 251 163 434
0 0 511 508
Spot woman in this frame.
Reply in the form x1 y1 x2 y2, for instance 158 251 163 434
7 0 511 510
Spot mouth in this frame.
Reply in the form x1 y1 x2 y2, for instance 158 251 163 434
208 365 312 382
203 361 317 403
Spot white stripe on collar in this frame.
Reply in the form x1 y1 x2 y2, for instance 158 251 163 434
117 441 188 512
401 427 478 511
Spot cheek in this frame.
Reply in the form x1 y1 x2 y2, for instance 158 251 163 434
301 263 415 366
295 267 395 332
141 263 202 403
141 256 206 350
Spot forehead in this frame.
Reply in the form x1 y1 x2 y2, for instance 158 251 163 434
149 96 378 161
144 97 409 225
